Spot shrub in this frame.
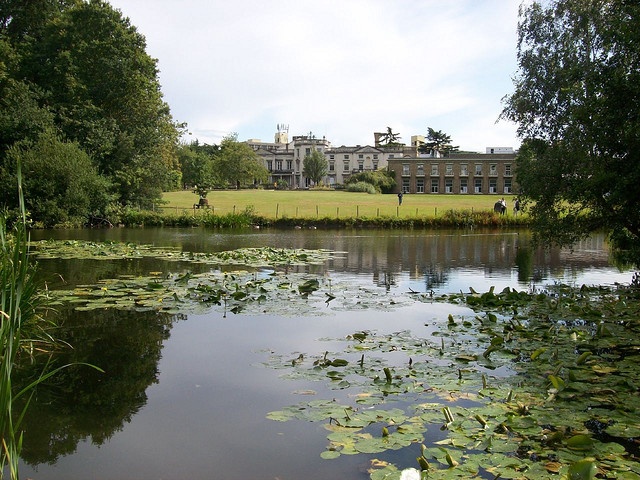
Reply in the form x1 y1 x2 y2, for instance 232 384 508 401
346 182 377 194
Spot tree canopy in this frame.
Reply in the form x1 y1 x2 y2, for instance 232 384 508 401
420 128 458 157
501 0 640 267
378 127 402 146
0 0 181 222
302 149 328 186
215 134 268 189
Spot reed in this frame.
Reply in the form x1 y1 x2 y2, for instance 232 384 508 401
1 166 40 478
1 167 102 479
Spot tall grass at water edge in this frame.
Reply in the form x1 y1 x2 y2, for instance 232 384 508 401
1 170 102 479
0 176 42 479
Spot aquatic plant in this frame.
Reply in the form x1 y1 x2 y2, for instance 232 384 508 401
264 284 640 479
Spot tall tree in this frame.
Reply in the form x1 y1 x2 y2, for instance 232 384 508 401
3 0 181 209
378 127 402 146
420 127 458 157
214 134 268 188
501 0 640 266
302 149 328 186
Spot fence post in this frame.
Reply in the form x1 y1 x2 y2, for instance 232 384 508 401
316 205 319 218
435 207 437 216
357 205 359 217
296 206 298 217
276 203 279 219
377 208 379 217
336 207 339 218
233 205 236 214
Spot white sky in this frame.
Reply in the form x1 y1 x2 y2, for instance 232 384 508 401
107 0 522 152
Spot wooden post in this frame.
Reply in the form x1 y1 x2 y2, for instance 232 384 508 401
356 205 359 217
316 205 319 217
276 203 279 219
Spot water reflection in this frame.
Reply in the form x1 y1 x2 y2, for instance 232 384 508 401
17 227 631 479
16 307 181 465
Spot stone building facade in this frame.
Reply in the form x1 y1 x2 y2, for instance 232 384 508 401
247 126 517 193
387 151 517 195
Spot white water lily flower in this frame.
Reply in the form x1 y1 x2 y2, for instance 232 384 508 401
399 468 421 480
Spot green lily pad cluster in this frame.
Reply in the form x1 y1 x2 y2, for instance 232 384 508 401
30 239 336 266
38 241 415 316
265 285 640 479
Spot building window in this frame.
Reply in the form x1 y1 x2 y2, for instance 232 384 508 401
329 154 335 160
475 164 482 175
505 164 512 176
358 154 364 159
431 164 439 175
445 178 453 193
389 154 395 159
402 178 410 192
460 164 468 176
329 162 335 172
276 160 282 170
344 154 350 160
445 164 453 176
504 179 512 193
402 164 410 175
358 163 364 171
373 154 379 160
460 178 468 193
417 164 424 176
490 164 497 176
305 148 311 155
287 160 292 170
475 178 482 193
489 178 497 193
267 160 273 171
417 178 425 193
431 178 439 193
373 161 378 170
343 161 349 172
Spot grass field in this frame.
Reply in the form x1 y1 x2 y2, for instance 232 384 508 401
160 190 518 220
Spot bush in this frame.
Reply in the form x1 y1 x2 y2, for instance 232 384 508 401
345 170 396 193
2 132 111 227
346 182 377 194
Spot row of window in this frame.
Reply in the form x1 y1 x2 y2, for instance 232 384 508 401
328 153 380 160
402 163 512 176
267 160 293 171
402 178 513 194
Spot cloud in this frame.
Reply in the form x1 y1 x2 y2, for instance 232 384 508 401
109 0 521 151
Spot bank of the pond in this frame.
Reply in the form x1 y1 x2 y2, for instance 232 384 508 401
114 208 531 229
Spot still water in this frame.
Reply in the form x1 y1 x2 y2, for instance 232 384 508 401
17 228 631 480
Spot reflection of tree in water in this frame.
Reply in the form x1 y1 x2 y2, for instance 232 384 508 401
14 306 182 465
374 271 397 291
423 264 449 290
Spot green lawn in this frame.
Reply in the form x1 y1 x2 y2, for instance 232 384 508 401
161 190 518 219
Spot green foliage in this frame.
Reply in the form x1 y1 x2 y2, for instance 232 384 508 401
501 0 640 267
302 149 328 185
419 127 458 157
377 127 402 146
178 143 219 196
2 132 111 227
214 134 268 188
346 181 376 194
345 170 396 193
0 0 182 220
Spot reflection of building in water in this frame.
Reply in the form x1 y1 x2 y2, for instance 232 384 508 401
296 231 616 289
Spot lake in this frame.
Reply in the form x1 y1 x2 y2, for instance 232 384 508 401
16 227 632 480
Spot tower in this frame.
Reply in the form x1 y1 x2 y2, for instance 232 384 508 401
275 124 289 144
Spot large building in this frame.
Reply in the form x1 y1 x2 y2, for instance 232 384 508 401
246 126 517 194
387 150 517 195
